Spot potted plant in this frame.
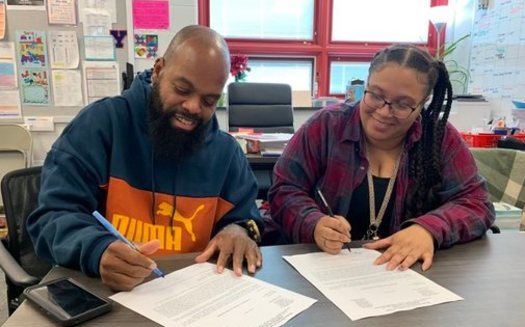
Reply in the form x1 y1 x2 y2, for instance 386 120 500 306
435 34 471 95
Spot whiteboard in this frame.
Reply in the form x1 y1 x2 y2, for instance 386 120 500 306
468 0 525 115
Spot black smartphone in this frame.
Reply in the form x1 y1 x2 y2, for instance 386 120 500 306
23 277 112 326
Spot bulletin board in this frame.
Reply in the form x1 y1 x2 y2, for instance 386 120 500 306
1 0 129 123
0 0 198 123
468 0 525 104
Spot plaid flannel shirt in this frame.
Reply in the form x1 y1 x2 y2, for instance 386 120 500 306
268 102 495 248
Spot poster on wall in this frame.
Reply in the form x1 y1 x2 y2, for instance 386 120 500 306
81 8 112 36
132 0 169 30
20 68 50 105
84 36 115 60
48 30 79 69
6 0 45 10
134 34 158 59
0 41 17 88
0 0 6 39
78 0 116 23
0 89 22 118
17 30 48 67
47 0 77 25
52 70 83 107
82 61 120 104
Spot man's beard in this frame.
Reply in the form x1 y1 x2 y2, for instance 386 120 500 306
148 83 208 160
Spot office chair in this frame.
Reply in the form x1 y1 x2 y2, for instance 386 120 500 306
0 124 33 207
228 82 293 199
0 124 32 168
227 82 294 133
0 166 51 314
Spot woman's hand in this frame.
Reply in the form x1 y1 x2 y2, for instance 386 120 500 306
363 224 435 271
314 215 351 254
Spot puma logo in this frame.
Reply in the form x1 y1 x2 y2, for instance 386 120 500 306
157 202 204 242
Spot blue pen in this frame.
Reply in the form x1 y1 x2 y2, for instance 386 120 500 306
92 210 165 278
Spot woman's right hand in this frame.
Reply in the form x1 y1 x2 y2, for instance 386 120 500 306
314 215 351 254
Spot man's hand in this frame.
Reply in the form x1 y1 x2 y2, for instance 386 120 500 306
314 215 351 254
363 224 435 271
195 224 262 276
99 239 160 291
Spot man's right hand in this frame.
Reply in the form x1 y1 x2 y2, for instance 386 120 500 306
314 215 351 254
99 239 160 291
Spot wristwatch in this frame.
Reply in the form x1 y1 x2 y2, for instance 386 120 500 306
234 219 261 244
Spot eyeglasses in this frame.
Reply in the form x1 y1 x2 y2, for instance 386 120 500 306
363 90 420 119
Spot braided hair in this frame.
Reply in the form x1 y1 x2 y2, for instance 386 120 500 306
367 44 453 219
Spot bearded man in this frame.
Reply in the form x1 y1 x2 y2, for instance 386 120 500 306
28 25 263 291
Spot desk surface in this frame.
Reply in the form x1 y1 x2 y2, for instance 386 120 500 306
4 233 525 327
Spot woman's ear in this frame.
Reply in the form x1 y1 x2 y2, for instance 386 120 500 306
152 57 165 83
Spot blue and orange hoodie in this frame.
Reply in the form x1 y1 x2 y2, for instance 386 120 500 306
27 70 262 277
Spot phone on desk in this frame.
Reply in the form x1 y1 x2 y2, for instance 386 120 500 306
23 277 112 326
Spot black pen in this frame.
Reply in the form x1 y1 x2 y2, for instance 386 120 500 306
315 188 351 252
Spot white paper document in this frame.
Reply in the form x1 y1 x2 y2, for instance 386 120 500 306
47 0 77 25
48 31 79 69
78 0 117 23
52 70 83 107
82 61 119 103
0 89 21 118
110 262 316 327
283 249 462 321
84 36 115 60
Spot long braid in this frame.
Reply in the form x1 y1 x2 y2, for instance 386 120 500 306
368 45 453 219
414 55 453 216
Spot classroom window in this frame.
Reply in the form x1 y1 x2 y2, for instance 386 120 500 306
201 0 440 98
329 61 370 94
210 0 315 40
332 0 431 43
225 58 314 92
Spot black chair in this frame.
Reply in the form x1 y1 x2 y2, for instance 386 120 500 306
228 82 294 133
0 166 51 314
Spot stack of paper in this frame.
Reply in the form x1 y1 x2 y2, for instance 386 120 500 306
493 201 523 230
237 133 293 156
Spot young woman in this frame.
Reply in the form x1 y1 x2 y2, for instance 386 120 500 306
268 44 495 271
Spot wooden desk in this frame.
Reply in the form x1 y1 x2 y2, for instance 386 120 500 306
4 233 525 327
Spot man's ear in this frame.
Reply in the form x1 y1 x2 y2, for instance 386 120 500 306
152 57 165 83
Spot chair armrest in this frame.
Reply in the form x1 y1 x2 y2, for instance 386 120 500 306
0 240 39 287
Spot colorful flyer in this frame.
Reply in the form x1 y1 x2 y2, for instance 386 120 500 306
134 34 158 59
132 0 169 30
17 30 48 67
20 68 49 105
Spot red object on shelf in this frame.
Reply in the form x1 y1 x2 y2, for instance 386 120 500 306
461 132 502 148
512 133 525 142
